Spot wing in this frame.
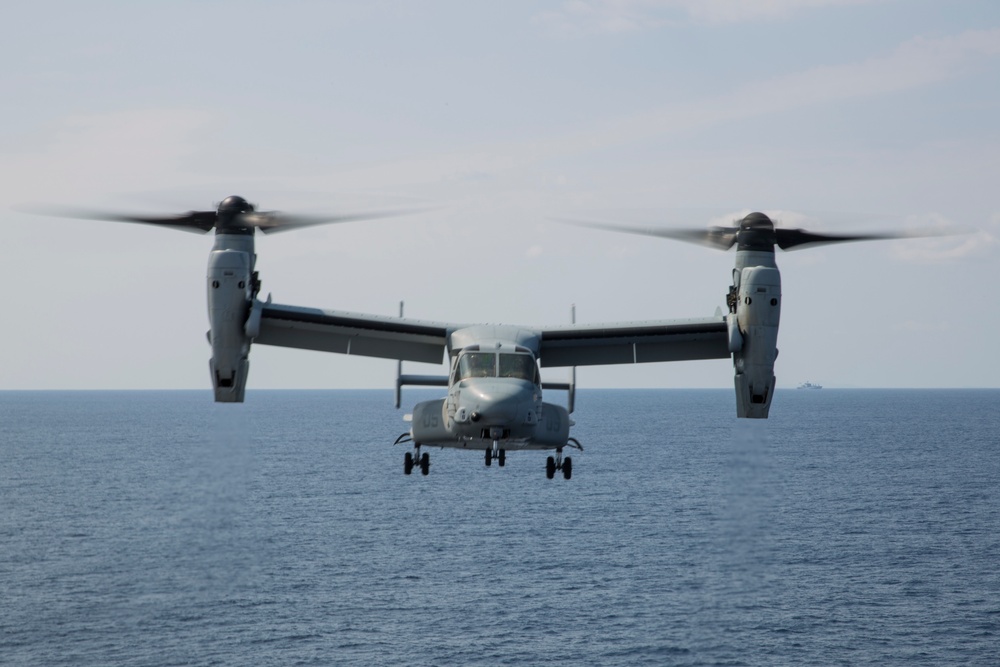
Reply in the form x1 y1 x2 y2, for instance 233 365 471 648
254 302 453 364
538 315 730 367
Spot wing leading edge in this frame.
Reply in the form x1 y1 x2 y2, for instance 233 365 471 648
256 302 729 369
256 302 452 364
538 316 730 367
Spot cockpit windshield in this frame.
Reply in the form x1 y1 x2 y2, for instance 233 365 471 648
498 353 538 382
456 352 538 383
458 352 495 379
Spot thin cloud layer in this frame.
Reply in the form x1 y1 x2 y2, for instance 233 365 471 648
889 214 1000 262
535 0 882 35
306 29 1000 194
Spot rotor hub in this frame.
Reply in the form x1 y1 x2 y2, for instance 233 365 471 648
736 212 777 252
216 195 255 235
217 196 254 214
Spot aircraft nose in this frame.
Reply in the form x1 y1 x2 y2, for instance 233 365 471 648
462 380 534 423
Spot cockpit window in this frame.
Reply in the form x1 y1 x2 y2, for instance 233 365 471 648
458 352 495 380
498 353 538 382
456 352 538 382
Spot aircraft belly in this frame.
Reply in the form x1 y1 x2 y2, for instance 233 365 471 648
410 399 572 450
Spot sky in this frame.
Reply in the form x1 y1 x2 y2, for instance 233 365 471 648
2 0 998 391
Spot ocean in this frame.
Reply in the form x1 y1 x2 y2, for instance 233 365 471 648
1 389 998 666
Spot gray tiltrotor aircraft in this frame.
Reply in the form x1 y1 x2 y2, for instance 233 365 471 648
44 198 928 478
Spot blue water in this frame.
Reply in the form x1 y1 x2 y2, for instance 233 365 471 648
1 389 998 666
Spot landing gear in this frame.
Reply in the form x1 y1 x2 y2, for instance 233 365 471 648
545 439 582 480
484 441 506 467
401 442 430 476
546 450 571 479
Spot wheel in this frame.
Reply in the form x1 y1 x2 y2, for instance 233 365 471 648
485 448 492 466
498 449 506 467
562 456 572 480
420 452 430 476
404 451 413 475
546 456 555 479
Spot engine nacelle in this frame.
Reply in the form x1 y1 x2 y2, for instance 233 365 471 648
207 249 253 402
534 402 572 448
411 399 452 445
733 265 781 418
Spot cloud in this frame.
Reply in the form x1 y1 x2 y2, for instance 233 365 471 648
680 0 880 23
535 0 883 35
331 28 1000 194
888 213 1000 262
743 29 1000 107
530 26 1000 176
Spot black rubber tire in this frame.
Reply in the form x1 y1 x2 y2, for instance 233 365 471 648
420 452 430 476
546 456 556 479
485 449 492 466
498 449 506 467
404 452 413 475
563 456 572 480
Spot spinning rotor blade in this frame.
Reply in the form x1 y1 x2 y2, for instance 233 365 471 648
22 196 430 235
775 228 922 250
559 212 956 253
21 206 218 233
555 218 739 251
246 207 429 234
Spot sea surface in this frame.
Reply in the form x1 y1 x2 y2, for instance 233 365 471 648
1 389 998 666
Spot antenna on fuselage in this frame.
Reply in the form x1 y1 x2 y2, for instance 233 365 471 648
394 300 449 409
568 304 576 414
395 301 404 408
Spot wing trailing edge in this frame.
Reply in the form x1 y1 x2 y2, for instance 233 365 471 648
256 302 450 364
538 316 729 367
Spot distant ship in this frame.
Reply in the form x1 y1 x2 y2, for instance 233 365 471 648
798 381 823 389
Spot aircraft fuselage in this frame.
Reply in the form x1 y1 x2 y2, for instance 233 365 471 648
407 326 573 451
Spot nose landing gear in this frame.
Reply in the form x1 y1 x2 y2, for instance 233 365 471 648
485 441 506 467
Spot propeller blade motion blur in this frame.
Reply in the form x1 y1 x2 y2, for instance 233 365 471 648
560 211 952 252
555 218 738 250
27 195 423 235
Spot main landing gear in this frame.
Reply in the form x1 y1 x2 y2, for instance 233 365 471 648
404 448 430 476
395 433 430 476
484 441 506 467
546 438 583 480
